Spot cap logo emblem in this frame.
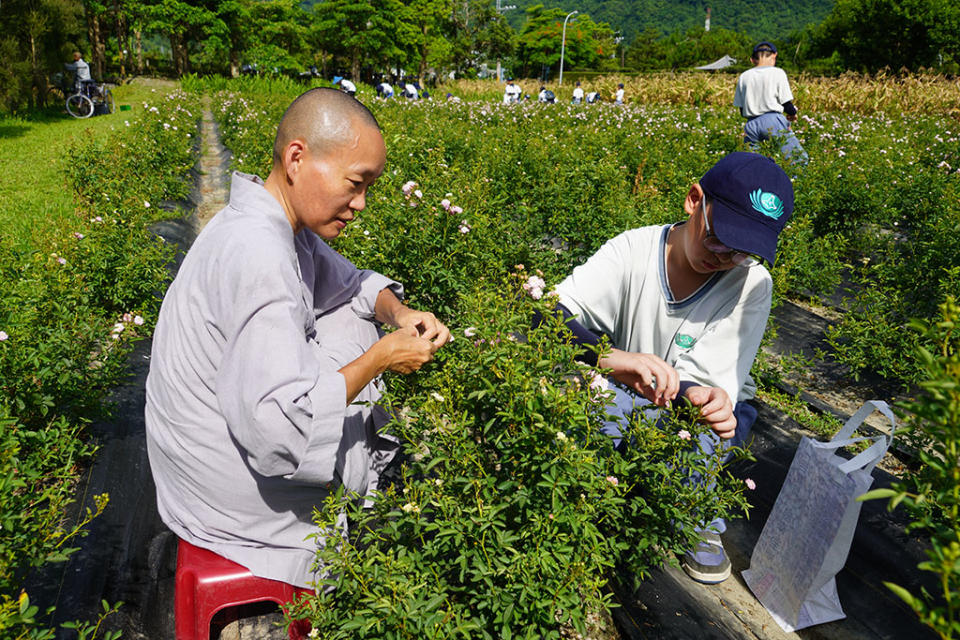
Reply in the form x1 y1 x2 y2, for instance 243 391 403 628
750 189 784 219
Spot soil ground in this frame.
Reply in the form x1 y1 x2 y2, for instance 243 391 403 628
29 93 938 640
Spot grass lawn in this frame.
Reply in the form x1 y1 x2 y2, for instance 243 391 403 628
0 80 178 249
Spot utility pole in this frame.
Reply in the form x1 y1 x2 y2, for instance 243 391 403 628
495 0 516 82
559 10 578 85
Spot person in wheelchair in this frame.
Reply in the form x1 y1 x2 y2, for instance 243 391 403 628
65 51 99 98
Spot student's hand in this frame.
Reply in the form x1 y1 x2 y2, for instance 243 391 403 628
393 307 451 348
376 326 438 374
785 112 797 122
684 386 737 439
599 349 679 407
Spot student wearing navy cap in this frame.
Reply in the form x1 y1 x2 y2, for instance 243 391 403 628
734 41 808 165
551 152 794 584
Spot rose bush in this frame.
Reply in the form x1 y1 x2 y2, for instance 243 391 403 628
0 89 200 638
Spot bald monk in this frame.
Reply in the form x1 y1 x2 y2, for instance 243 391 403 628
145 88 449 589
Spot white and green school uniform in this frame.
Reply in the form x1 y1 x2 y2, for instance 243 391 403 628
557 222 770 542
555 223 771 405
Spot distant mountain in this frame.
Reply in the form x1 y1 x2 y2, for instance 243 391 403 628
502 0 835 43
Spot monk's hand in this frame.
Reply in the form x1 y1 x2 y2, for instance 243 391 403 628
598 349 679 407
393 307 451 347
683 385 737 439
378 326 438 374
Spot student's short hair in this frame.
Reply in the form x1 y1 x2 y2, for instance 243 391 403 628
272 88 380 165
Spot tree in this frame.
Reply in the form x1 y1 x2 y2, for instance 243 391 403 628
202 0 253 77
806 0 960 72
244 0 310 74
0 0 85 111
624 26 667 70
313 0 409 81
448 0 514 77
514 5 614 77
662 27 752 70
141 0 218 76
403 0 454 79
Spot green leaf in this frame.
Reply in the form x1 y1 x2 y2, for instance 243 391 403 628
856 488 897 502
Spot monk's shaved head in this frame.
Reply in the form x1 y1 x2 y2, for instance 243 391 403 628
272 87 380 165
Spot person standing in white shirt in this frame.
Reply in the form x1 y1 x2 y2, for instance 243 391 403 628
733 42 808 164
615 83 625 105
571 81 584 104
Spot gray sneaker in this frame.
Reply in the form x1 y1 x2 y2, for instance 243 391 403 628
681 531 731 584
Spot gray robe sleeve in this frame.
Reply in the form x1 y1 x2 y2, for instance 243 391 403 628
214 233 351 486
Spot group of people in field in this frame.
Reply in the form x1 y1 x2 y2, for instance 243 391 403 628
144 40 806 596
502 41 807 164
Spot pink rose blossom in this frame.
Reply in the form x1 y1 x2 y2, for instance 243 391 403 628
449 205 463 215
588 372 609 393
57 257 66 265
122 313 133 323
464 327 477 337
745 478 756 490
606 475 619 486
73 232 84 240
0 331 8 341
523 275 546 299
133 315 145 326
413 189 423 199
440 198 451 209
678 429 691 441
401 180 417 195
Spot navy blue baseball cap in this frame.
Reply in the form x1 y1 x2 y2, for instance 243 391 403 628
753 41 777 55
699 152 794 266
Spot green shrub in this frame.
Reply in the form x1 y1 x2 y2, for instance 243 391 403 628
860 296 960 637
0 88 200 638
204 76 960 633
288 278 751 638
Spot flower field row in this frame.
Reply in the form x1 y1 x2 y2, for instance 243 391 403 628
449 72 960 117
204 75 960 636
207 78 761 637
0 90 200 637
215 76 959 384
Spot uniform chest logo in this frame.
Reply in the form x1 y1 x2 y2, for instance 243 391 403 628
675 334 696 348
750 189 784 219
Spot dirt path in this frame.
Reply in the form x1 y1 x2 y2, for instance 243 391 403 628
194 96 231 229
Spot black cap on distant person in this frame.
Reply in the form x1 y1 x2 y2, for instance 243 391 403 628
699 152 794 266
752 41 777 55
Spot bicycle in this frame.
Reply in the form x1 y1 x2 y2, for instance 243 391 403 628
51 71 116 118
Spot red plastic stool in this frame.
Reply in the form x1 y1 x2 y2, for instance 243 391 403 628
174 538 312 640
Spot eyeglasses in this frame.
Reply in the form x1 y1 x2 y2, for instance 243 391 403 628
701 198 761 267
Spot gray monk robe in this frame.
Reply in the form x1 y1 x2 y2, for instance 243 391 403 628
145 172 400 588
